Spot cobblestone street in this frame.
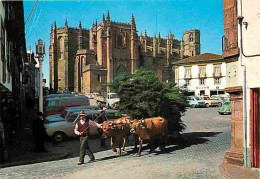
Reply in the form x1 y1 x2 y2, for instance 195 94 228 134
0 108 231 179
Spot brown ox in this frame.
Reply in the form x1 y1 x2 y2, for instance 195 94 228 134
102 116 132 156
130 117 168 157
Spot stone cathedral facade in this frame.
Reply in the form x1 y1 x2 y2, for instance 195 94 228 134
49 11 200 93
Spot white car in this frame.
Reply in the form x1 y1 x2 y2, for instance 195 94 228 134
45 109 120 142
106 93 120 106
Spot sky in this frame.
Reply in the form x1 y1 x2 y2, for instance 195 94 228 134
23 0 224 87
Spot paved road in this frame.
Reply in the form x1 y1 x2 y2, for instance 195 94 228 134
0 108 231 179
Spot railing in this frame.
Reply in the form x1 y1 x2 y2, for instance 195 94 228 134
198 73 207 78
184 74 192 79
213 72 222 77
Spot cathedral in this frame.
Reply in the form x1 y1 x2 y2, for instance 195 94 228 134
49 11 200 93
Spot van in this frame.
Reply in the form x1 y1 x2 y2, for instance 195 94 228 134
44 96 90 116
106 93 120 106
187 96 206 108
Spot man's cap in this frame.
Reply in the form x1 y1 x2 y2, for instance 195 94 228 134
79 111 85 116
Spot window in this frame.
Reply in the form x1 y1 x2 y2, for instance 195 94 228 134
213 64 221 77
214 78 221 85
185 80 190 85
189 33 193 42
185 67 191 78
200 79 205 85
117 34 123 48
97 74 101 82
58 37 63 59
199 66 206 77
1 22 5 60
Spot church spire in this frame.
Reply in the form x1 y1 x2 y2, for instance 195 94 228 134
144 30 147 37
78 20 82 50
65 18 68 32
106 10 110 22
102 13 105 22
65 18 68 27
54 21 56 30
131 14 136 29
79 20 82 29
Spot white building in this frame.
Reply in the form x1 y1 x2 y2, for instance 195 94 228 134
173 53 226 97
220 0 260 176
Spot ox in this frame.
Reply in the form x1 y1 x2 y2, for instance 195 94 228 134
130 117 168 157
102 116 132 156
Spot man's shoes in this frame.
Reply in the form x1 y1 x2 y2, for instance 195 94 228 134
77 160 84 165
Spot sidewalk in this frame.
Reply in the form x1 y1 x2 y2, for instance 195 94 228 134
0 106 69 168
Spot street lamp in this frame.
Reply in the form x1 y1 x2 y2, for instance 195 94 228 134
36 39 45 113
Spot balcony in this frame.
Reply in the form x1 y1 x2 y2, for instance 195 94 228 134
184 74 192 79
198 73 207 78
213 72 222 78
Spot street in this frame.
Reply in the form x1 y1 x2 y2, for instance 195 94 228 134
0 108 231 179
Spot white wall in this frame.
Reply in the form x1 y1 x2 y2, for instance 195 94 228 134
176 61 227 96
237 0 260 148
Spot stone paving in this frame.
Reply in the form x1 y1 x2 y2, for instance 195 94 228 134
0 108 231 179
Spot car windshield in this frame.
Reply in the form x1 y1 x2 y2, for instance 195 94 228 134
68 114 78 122
47 100 58 107
224 101 230 105
60 111 67 118
109 94 119 99
65 112 73 120
195 97 201 100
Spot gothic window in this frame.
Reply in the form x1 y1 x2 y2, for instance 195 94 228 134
117 34 123 48
116 65 127 76
189 33 193 42
97 74 101 82
58 37 63 59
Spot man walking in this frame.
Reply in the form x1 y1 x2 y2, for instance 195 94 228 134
32 112 48 152
74 111 96 165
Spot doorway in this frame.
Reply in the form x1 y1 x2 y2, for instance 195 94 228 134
200 90 205 96
250 88 259 168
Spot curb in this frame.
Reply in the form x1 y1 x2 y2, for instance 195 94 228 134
0 148 70 168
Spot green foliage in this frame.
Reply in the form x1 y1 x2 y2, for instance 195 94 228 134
109 70 189 134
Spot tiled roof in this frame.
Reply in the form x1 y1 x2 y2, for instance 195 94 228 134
172 53 223 65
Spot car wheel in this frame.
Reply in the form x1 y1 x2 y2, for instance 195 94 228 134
53 132 66 143
218 102 222 107
205 103 210 108
192 104 196 108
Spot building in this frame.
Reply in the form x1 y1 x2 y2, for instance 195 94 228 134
25 50 37 107
173 53 226 96
220 0 260 177
0 1 30 163
49 11 201 93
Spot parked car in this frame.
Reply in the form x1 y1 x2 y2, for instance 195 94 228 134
211 95 229 107
46 105 100 123
187 96 205 108
106 93 120 106
218 100 231 115
44 96 90 116
201 96 219 107
45 109 120 142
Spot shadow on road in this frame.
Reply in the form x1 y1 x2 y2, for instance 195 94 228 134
152 131 223 155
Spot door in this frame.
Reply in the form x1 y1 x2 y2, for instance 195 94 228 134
250 88 259 168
